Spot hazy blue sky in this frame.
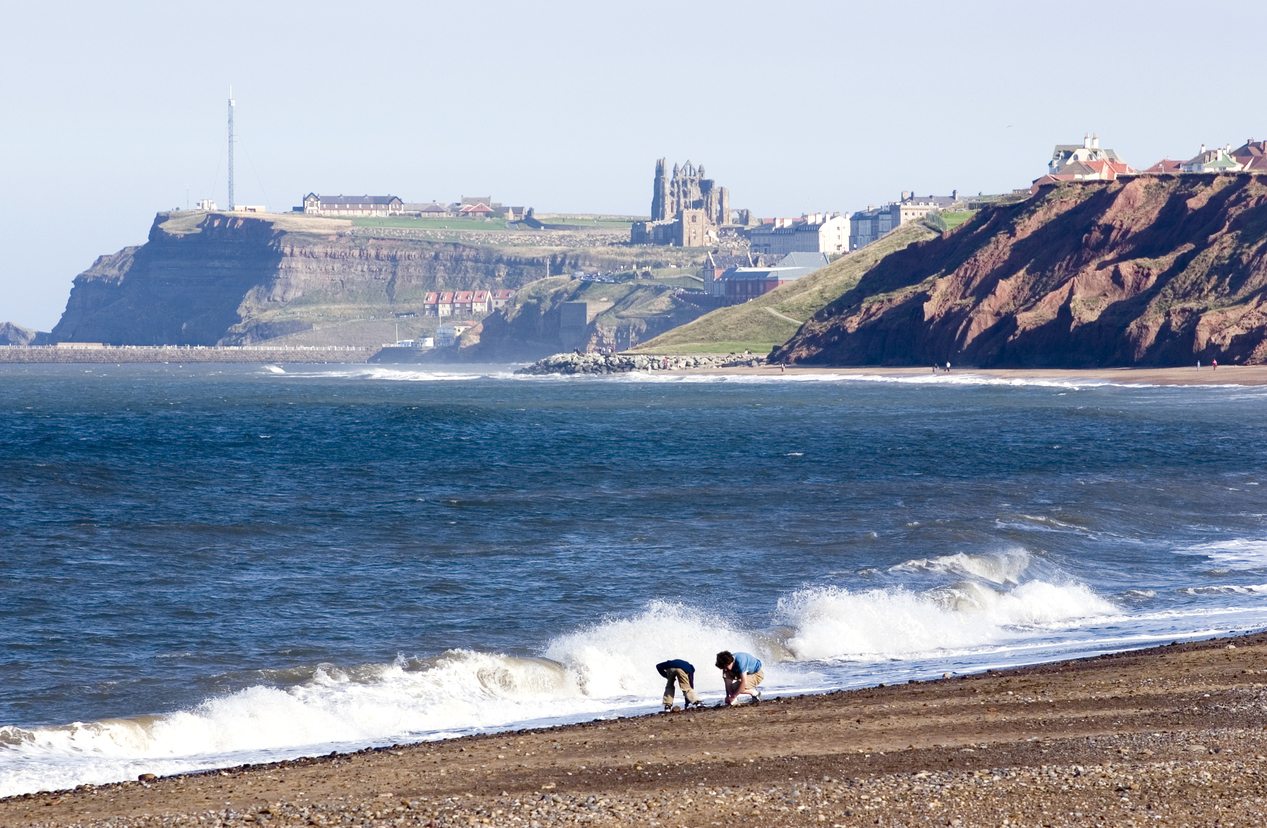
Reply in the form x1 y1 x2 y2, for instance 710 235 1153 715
4 0 1264 330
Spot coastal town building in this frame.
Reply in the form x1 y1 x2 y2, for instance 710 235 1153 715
1141 140 1267 175
749 213 849 257
424 288 514 317
718 252 829 304
702 252 754 297
1180 145 1243 174
1232 140 1267 172
1141 159 1183 174
302 194 404 217
1047 134 1128 176
1032 134 1135 191
435 325 471 347
849 192 962 249
631 159 736 247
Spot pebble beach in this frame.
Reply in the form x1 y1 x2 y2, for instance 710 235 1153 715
4 632 1266 828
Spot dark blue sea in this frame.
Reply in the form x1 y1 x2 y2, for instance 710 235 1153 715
3 362 1267 794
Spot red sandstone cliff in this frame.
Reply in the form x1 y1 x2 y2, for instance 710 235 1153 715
774 175 1267 367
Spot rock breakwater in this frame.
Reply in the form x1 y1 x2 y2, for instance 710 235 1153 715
516 352 765 375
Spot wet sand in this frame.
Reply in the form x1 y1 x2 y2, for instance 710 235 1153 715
701 364 1267 386
5 632 1267 827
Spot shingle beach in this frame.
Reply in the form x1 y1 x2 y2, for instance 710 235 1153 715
5 633 1266 827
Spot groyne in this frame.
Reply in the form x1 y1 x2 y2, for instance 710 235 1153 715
515 352 765 375
0 345 377 364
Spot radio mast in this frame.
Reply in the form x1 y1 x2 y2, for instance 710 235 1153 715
227 89 235 212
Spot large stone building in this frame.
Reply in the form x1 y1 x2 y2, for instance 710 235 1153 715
749 213 849 257
631 159 732 246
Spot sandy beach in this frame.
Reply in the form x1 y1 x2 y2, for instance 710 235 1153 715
700 363 1267 387
4 632 1267 827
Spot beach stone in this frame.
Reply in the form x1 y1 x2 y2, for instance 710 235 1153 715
515 352 766 375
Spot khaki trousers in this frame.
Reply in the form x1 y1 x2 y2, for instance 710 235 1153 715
662 667 699 706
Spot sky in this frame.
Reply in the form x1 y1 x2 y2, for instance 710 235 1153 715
3 0 1264 331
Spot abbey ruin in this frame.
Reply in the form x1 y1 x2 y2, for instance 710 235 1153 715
631 159 747 246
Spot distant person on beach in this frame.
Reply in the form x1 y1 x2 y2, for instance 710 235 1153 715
656 659 702 711
1213 359 1218 370
716 650 763 705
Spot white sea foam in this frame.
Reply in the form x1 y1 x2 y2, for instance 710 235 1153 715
279 366 518 382
1182 584 1267 595
0 602 784 797
889 548 1031 585
1176 538 1267 571
543 601 779 699
777 580 1117 661
615 370 1126 390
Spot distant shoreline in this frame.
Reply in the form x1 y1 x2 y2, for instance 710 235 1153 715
692 362 1267 386
0 345 376 365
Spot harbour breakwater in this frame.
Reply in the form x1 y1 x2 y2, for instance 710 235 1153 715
0 345 377 364
515 352 765 375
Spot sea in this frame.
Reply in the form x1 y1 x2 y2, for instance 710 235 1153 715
3 362 1267 796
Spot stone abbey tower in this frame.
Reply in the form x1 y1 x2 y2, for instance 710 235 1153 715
633 159 735 246
651 159 729 226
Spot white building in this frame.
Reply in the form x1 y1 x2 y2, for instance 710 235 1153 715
302 194 404 217
850 191 961 249
748 213 849 257
435 325 471 347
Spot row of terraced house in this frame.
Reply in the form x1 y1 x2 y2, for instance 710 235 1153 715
423 289 517 317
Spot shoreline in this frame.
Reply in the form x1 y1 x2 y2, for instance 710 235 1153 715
6 630 1267 827
692 363 1267 386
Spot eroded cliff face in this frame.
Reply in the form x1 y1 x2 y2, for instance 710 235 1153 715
474 277 709 360
774 175 1267 367
50 213 645 346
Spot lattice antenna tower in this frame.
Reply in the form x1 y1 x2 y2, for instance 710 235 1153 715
227 89 235 212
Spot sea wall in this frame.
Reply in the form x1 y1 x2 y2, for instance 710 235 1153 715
0 346 376 364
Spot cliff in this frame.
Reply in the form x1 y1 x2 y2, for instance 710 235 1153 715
774 175 1267 367
0 321 51 346
473 277 712 360
50 212 697 347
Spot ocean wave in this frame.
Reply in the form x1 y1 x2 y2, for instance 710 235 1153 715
1176 538 1267 571
1181 584 1267 596
889 548 1031 585
0 603 779 797
776 580 1117 661
275 366 518 382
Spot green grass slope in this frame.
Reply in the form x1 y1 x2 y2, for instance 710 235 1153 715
632 222 938 354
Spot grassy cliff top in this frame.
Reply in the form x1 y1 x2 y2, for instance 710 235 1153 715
633 222 938 354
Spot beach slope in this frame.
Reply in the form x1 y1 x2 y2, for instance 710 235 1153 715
4 633 1267 827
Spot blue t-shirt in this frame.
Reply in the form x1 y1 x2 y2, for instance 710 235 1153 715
732 652 761 675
